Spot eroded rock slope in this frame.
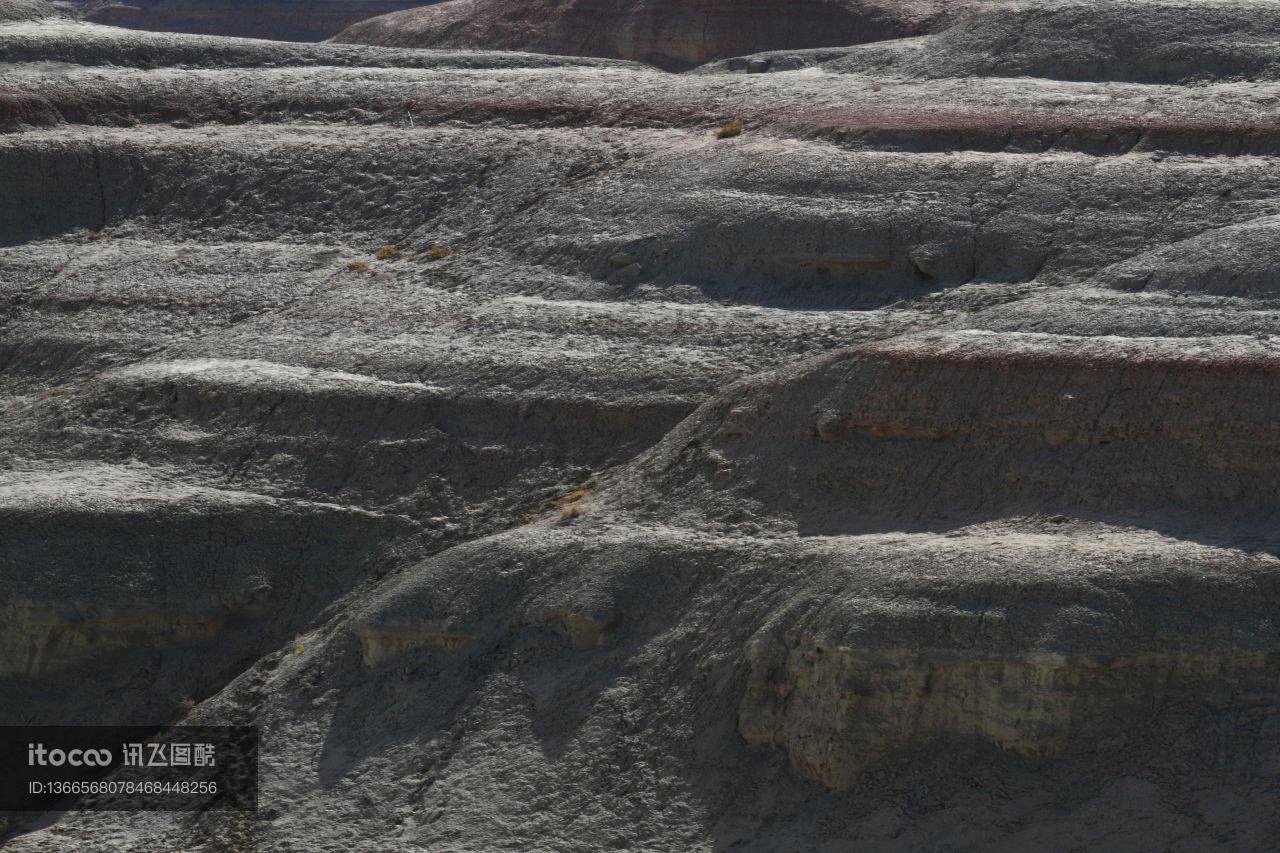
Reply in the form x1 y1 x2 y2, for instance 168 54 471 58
334 0 1005 70
60 0 432 42
3 2 1280 850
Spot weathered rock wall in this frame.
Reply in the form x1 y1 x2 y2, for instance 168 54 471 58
615 331 1280 533
740 643 1279 788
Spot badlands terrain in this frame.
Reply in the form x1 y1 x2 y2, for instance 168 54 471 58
58 0 431 42
3 0 1280 849
332 0 1002 70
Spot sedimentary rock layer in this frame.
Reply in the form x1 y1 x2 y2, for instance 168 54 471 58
64 0 432 42
4 4 1280 850
612 331 1280 533
334 0 1005 70
714 0 1280 81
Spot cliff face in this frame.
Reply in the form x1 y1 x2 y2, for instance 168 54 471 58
334 0 999 70
741 643 1279 788
66 0 432 42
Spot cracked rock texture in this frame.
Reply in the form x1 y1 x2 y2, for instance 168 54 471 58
3 1 1280 850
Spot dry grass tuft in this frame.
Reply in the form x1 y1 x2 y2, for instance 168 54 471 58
554 488 589 506
556 505 583 524
178 697 196 712
425 246 453 261
87 229 104 241
716 119 744 139
346 260 370 273
376 245 401 260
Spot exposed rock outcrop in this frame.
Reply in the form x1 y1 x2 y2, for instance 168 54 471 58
333 0 1004 70
612 331 1280 533
1095 215 1280 297
717 0 1280 82
0 0 51 20
5 5 1280 850
741 641 1280 788
63 0 432 42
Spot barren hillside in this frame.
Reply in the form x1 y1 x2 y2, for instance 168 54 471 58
3 0 1280 849
59 0 431 41
334 0 1004 70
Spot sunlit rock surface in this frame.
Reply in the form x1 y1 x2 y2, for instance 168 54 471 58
3 1 1280 849
59 0 431 42
334 0 1007 70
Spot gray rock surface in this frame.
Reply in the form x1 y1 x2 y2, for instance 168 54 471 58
333 0 1006 71
58 0 435 42
710 0 1280 81
0 0 52 21
3 4 1280 850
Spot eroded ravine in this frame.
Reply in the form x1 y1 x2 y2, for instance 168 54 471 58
4 3 1280 849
